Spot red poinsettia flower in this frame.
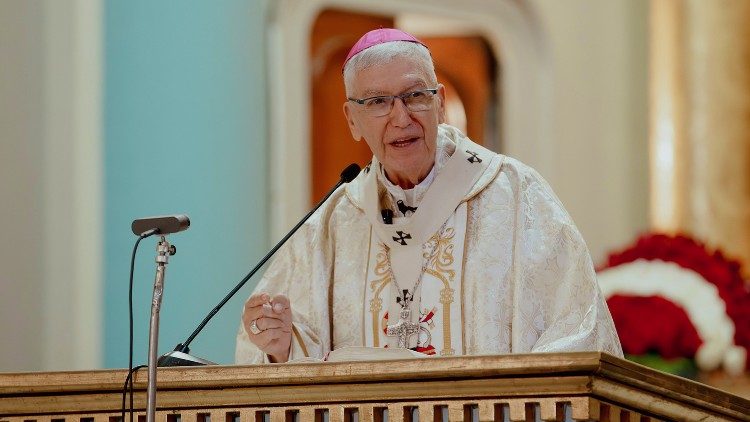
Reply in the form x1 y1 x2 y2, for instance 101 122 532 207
600 233 750 369
608 294 702 359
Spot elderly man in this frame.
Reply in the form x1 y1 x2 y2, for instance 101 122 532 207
236 29 622 363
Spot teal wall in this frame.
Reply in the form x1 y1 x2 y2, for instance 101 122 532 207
104 0 270 367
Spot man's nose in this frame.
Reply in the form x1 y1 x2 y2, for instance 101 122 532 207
388 97 412 126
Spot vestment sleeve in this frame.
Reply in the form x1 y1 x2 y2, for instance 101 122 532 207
234 220 331 364
513 167 623 357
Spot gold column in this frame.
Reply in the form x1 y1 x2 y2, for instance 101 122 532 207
650 0 750 276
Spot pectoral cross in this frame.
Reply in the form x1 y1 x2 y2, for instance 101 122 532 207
385 308 419 348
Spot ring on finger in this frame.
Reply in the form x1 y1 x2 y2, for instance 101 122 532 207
249 319 263 335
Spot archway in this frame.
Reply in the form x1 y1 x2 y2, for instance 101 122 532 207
266 0 549 239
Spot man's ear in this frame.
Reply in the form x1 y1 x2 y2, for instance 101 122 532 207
343 102 363 142
436 84 447 124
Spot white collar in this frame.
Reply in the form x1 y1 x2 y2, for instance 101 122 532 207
380 165 435 209
377 131 455 210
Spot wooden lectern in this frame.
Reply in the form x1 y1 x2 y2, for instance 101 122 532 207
1 353 748 421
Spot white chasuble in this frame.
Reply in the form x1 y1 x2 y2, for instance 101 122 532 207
235 124 624 365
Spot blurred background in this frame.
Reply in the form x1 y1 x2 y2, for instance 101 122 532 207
1 0 748 379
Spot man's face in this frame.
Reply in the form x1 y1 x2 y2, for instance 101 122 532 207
343 58 445 186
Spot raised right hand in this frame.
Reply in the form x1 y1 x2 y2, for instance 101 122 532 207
241 292 293 363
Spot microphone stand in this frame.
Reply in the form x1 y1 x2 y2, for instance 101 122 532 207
146 236 176 422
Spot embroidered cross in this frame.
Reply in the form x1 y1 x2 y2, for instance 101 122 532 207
385 308 419 348
393 231 412 245
466 150 482 163
396 200 417 216
396 289 413 306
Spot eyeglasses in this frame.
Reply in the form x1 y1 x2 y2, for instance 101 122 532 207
347 88 438 117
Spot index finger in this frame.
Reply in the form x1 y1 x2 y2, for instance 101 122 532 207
245 292 271 308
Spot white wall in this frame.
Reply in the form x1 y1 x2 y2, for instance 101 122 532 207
0 1 46 372
528 0 650 263
0 0 102 372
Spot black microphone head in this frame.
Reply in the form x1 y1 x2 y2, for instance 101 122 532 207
340 163 361 183
132 214 190 236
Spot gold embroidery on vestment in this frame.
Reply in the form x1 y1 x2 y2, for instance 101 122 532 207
427 227 456 281
460 200 472 355
362 226 372 347
367 223 461 353
369 243 392 347
423 225 458 356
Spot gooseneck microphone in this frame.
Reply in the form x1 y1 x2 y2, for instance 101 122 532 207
158 163 362 366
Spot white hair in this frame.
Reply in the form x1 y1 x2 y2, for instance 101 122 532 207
343 41 437 97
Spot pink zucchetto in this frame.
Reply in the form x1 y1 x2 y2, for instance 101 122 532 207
342 28 428 72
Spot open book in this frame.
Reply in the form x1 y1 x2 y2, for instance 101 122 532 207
289 346 427 363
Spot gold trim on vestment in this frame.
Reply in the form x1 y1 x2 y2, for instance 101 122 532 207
425 224 457 356
328 251 334 349
362 225 372 347
461 200 472 355
369 243 392 347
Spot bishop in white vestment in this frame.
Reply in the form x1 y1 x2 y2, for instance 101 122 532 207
236 29 622 364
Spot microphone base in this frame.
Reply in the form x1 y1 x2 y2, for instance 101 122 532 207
157 351 217 367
